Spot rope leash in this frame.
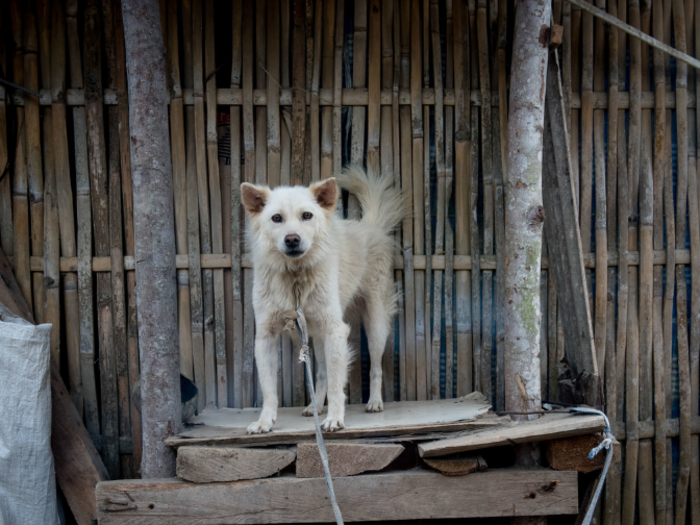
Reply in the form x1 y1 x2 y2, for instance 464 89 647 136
568 407 615 525
294 305 345 525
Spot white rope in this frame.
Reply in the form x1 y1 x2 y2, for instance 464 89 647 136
295 306 345 525
568 407 615 525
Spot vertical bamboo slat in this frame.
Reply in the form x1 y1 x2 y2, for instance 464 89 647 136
444 0 455 400
114 0 141 473
410 0 423 401
66 0 100 450
49 0 82 417
102 0 131 477
204 0 227 408
429 0 444 400
166 0 194 386
421 0 431 401
24 3 44 325
0 25 11 258
10 1 32 317
230 0 244 409
85 0 119 478
454 0 472 398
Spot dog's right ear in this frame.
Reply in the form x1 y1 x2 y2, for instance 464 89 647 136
240 183 270 215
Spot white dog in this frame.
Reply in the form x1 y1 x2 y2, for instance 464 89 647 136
240 167 403 433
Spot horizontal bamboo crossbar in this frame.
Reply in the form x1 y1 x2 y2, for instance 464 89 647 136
11 88 698 109
14 249 694 273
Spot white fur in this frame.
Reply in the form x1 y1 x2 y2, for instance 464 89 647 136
241 167 403 433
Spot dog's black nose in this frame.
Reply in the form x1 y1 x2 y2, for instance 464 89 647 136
284 234 301 248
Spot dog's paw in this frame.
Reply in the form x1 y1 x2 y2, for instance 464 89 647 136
321 417 345 432
302 403 324 417
365 399 384 413
246 418 274 434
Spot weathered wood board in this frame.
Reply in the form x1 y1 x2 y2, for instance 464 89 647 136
176 446 296 482
296 443 404 478
168 393 500 447
418 413 605 457
96 468 578 523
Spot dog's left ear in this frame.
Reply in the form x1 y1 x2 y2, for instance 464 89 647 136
310 178 338 210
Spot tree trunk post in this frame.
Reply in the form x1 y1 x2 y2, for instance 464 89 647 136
121 0 181 477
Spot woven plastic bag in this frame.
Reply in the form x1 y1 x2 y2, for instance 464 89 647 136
0 318 58 525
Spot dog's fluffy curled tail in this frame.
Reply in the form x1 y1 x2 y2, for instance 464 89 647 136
336 166 405 233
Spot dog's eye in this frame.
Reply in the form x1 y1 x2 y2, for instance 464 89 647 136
302 212 313 221
271 214 283 223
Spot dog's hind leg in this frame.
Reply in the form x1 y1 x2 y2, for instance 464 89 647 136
362 293 391 413
247 325 281 434
302 337 327 416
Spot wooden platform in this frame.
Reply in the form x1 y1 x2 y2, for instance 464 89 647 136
96 468 578 524
167 394 502 447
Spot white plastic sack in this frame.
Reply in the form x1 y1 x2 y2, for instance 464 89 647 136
0 319 58 525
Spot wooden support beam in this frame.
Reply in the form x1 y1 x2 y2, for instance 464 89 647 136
176 446 296 482
545 434 621 473
296 443 404 478
542 51 600 405
418 413 605 458
96 469 578 523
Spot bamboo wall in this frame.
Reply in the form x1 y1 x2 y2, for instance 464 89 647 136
0 0 699 522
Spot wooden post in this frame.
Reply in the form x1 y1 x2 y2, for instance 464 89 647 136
121 0 181 478
504 0 550 417
504 9 550 522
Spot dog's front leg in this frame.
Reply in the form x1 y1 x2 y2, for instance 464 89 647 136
321 319 350 431
246 330 279 434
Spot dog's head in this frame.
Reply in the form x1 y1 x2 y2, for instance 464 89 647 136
240 178 338 261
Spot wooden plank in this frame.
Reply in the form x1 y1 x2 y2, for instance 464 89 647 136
169 394 496 447
296 443 403 478
542 53 599 386
176 446 296 483
423 454 487 476
96 469 579 523
546 433 621 473
418 413 605 457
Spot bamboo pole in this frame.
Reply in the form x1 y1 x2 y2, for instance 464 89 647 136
191 0 216 410
622 3 642 524
10 1 32 315
570 2 580 208
242 0 256 407
347 0 365 404
101 0 131 477
166 0 194 385
114 0 142 473
66 0 100 450
454 0 472 398
319 0 335 180
381 0 397 401
430 0 444 400
690 1 700 518
421 0 432 400
230 0 244 409
308 0 320 188
593 0 607 387
650 0 667 522
85 0 119 478
50 0 82 417
410 0 423 401
24 2 44 324
444 0 455 400
291 0 305 187
673 1 691 521
181 0 206 412
204 0 227 408
399 0 413 402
